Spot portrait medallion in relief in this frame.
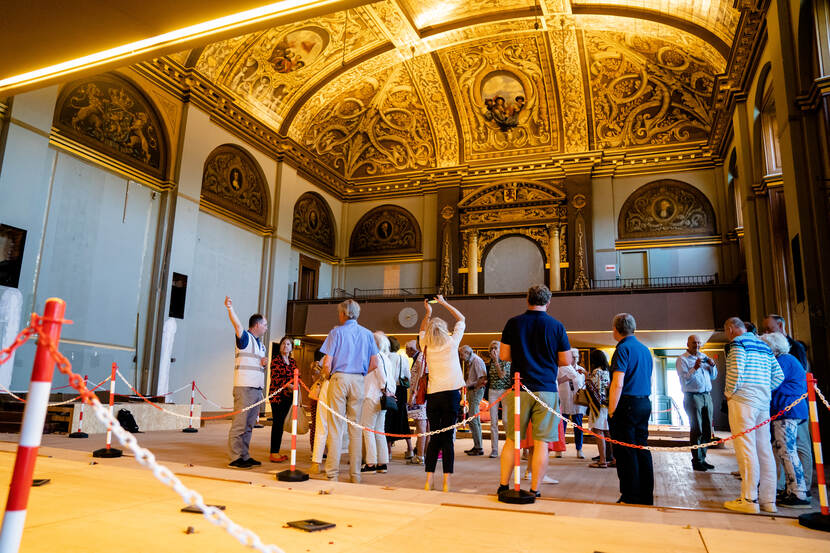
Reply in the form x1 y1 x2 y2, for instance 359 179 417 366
349 205 421 257
619 180 716 239
201 144 269 228
292 192 335 257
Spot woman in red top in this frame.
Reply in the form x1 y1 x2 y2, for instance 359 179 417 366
269 336 295 462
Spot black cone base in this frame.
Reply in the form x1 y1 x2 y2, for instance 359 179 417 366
798 512 830 532
182 427 198 433
68 432 88 439
498 489 536 504
93 447 123 458
277 469 309 482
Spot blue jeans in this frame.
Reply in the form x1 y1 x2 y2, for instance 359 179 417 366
564 413 584 450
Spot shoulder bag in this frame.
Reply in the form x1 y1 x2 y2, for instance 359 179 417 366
379 355 398 412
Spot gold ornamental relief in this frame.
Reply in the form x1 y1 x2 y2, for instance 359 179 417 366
461 206 560 226
547 22 589 153
585 31 715 149
301 64 436 179
406 54 459 168
439 35 557 160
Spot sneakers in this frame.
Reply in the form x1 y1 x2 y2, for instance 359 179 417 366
309 462 320 475
489 450 499 458
246 457 262 466
497 484 510 494
778 494 810 509
228 457 252 469
724 498 760 514
702 461 715 470
465 447 484 456
360 464 377 474
760 503 777 513
542 475 559 484
376 464 388 473
576 450 585 459
692 463 708 472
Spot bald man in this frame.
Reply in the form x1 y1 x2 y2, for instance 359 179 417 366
676 335 718 471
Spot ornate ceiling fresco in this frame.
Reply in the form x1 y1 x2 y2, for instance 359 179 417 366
162 0 744 188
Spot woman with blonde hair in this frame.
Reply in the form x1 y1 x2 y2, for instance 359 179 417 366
359 331 397 474
419 295 466 491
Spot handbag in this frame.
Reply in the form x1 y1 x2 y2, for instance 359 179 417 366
379 355 398 412
307 379 322 401
395 353 410 388
574 387 591 407
282 404 309 435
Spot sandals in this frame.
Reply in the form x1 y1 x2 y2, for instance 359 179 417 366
588 461 608 468
269 453 288 463
407 455 423 465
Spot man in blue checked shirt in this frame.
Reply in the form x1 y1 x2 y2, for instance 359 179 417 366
676 335 718 472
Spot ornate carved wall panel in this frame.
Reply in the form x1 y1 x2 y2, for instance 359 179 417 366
618 179 716 239
53 72 168 182
584 30 716 149
548 20 590 153
201 144 270 232
439 35 560 160
292 192 336 258
299 64 437 179
458 181 567 228
348 205 421 257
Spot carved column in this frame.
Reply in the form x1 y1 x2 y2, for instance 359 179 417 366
466 230 479 295
548 224 561 291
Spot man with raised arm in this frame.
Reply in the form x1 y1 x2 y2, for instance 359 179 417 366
224 296 268 469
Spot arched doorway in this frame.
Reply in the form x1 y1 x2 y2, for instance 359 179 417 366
483 235 545 293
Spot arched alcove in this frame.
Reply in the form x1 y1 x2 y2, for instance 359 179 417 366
200 144 270 233
618 179 717 239
292 191 336 258
483 235 545 293
348 205 421 258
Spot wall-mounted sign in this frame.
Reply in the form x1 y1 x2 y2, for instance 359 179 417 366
605 264 616 272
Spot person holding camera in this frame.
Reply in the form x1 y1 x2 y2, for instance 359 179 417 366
676 334 718 472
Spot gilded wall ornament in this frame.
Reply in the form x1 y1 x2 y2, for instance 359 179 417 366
585 31 715 149
292 192 336 257
302 65 436 178
619 179 716 239
573 214 590 289
201 144 269 228
547 21 589 152
349 205 421 257
439 35 558 160
458 181 567 228
54 73 168 180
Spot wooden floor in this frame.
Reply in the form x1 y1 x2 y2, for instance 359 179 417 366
15 421 823 515
4 446 830 553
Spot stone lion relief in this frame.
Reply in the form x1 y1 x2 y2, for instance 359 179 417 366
619 180 716 239
54 72 167 179
201 144 269 229
292 192 335 257
349 205 421 257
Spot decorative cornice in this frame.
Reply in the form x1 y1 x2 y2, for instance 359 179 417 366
615 235 724 250
796 74 830 111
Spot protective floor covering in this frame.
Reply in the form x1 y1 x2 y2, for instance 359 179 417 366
6 452 830 553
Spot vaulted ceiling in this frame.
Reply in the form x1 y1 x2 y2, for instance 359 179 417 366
170 0 742 181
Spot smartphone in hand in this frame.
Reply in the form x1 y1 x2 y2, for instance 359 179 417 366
424 294 439 303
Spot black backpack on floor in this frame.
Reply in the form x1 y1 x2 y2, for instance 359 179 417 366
117 408 140 433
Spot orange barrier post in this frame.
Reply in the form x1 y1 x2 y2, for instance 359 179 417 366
798 373 830 532
0 298 66 553
277 366 308 482
498 372 535 504
182 380 198 433
67 374 89 438
93 363 122 458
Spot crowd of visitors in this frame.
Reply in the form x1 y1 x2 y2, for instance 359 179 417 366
223 288 814 512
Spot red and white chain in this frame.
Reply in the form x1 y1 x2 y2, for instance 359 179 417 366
520 384 808 452
814 383 830 411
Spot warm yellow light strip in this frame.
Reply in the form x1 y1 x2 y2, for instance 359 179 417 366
0 0 339 92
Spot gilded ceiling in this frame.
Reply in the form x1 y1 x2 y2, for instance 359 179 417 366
173 0 740 182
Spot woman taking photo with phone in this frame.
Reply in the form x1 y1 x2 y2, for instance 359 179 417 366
419 295 466 492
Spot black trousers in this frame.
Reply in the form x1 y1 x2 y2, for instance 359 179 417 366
609 395 654 505
424 389 461 474
269 396 293 454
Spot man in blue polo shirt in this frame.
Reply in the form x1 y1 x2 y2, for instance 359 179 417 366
497 284 572 497
608 312 654 505
321 299 379 483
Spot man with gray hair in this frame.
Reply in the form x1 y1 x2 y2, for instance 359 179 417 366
761 314 808 368
608 313 654 505
320 299 379 482
723 316 784 514
676 334 717 471
459 344 487 456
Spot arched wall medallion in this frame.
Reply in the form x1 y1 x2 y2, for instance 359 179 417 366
53 72 169 186
348 205 421 258
618 179 716 239
201 144 270 233
292 192 336 259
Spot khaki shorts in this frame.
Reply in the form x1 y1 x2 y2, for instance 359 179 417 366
505 391 559 442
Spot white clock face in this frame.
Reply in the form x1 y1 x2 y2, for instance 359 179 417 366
398 307 418 328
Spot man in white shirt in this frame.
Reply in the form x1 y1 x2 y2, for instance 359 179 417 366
556 349 587 459
676 335 717 471
224 296 268 469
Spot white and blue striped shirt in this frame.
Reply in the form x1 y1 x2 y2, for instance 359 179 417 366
725 333 784 409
